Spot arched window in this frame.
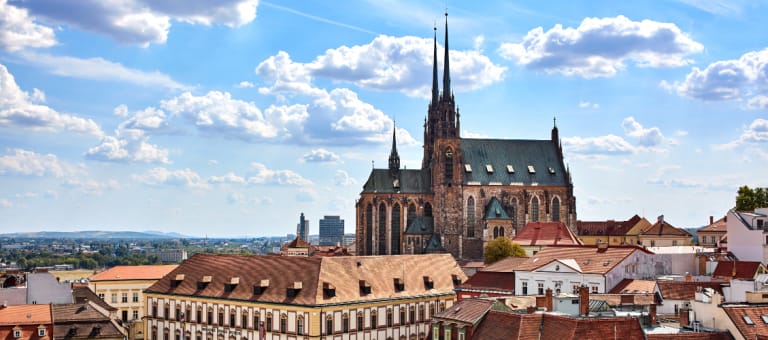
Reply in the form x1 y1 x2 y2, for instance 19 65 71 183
280 313 287 333
466 197 475 237
510 199 518 232
444 147 453 183
378 203 387 255
531 196 539 222
408 203 416 220
342 313 349 333
371 310 378 329
391 203 401 255
366 204 373 255
499 226 505 237
493 227 499 239
552 197 561 222
424 203 432 217
326 315 333 336
296 315 304 335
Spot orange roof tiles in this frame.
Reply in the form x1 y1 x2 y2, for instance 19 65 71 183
146 253 466 306
471 311 542 340
609 279 657 294
640 219 691 236
482 256 528 273
577 215 642 236
0 304 52 324
433 298 494 325
513 245 652 274
89 264 178 281
712 261 765 280
657 281 724 300
699 216 727 232
513 222 582 246
458 272 515 292
723 305 768 339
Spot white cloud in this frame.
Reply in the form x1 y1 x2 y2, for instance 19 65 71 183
0 198 11 208
63 178 120 195
302 149 340 163
85 135 170 164
562 135 636 155
247 162 312 186
0 64 103 136
18 51 189 90
236 81 254 88
499 15 703 78
334 170 358 186
16 0 258 47
0 0 56 51
113 104 129 117
674 0 745 16
716 118 768 150
133 167 209 189
578 101 600 109
0 148 68 177
621 117 664 147
209 172 247 185
662 49 768 104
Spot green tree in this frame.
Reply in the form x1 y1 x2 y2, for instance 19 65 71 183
736 185 768 211
484 236 527 264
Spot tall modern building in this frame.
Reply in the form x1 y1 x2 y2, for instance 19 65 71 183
355 14 577 260
319 215 345 246
296 213 309 243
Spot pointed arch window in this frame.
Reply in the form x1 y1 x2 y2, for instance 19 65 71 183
391 203 401 255
378 203 387 255
424 203 433 217
552 197 560 222
510 199 518 231
532 197 539 222
444 147 453 183
466 197 475 237
366 204 373 256
493 227 499 239
499 227 505 237
408 203 416 219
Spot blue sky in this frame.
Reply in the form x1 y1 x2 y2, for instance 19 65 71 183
1 0 767 237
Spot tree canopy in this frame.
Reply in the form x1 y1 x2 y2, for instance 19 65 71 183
736 185 768 211
484 236 527 264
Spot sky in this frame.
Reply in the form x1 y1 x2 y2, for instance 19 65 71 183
1 0 767 237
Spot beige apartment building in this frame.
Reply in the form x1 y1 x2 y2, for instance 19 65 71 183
89 264 178 340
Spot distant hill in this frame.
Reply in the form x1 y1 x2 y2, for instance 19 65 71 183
0 230 189 239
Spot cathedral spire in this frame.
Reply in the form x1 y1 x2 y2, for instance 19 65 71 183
431 25 439 107
442 12 451 98
388 123 400 172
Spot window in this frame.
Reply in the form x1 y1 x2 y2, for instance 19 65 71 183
511 200 517 231
371 310 378 329
14 330 21 338
38 329 45 337
218 309 224 325
326 316 333 335
444 148 453 183
399 308 406 325
444 328 451 340
98 293 104 300
111 293 117 303
537 282 544 295
365 204 373 256
207 309 213 325
744 315 755 325
280 314 287 333
133 310 139 320
391 203 401 255
650 240 656 247
572 283 580 294
176 307 181 321
409 306 415 324
458 329 466 340
253 314 260 330
433 325 440 339
531 197 539 222
122 293 128 303
419 305 425 321
164 306 170 320
242 314 248 329
266 315 272 332
342 314 349 333
387 309 393 327
466 197 475 237
761 315 768 324
133 292 139 303
152 305 158 318
493 226 499 239
591 285 599 293
378 203 387 255
231 312 236 327
522 281 528 295
298 316 305 335
552 197 560 222
357 313 363 330
673 240 678 246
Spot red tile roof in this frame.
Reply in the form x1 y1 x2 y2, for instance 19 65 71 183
608 279 657 294
699 216 727 232
723 305 768 339
656 281 725 300
433 298 495 325
539 314 645 340
471 311 542 340
513 222 582 246
712 261 765 280
577 215 642 236
0 304 52 324
640 219 691 236
458 272 515 293
513 245 652 274
481 256 528 273
89 264 178 281
146 253 466 306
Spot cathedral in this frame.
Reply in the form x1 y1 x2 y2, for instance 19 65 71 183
355 15 577 260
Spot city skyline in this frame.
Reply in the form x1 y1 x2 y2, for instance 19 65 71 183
1 0 767 237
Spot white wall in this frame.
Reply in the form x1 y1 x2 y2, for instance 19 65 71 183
727 210 765 262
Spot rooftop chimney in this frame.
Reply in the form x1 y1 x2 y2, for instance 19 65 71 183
709 216 714 225
579 285 589 316
545 288 553 312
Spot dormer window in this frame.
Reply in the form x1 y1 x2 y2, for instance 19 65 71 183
253 279 269 295
464 164 472 172
13 329 21 338
323 282 336 298
224 277 239 292
548 167 555 174
527 165 536 174
506 165 514 173
359 280 372 295
171 274 185 288
197 275 212 290
394 278 405 292
287 281 302 298
451 274 462 286
423 276 434 290
485 164 494 173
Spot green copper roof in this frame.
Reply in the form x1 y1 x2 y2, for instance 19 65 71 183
361 169 430 194
404 216 434 235
460 139 568 186
485 197 511 220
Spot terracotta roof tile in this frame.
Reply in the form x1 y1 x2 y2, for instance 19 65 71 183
577 215 641 236
699 216 727 232
0 304 51 324
513 245 651 274
52 320 125 339
657 281 724 300
513 222 582 246
89 264 178 281
723 305 768 339
541 315 645 340
146 254 466 305
712 261 765 280
641 220 691 237
52 302 111 322
481 256 528 273
471 311 542 340
458 272 515 292
609 279 657 294
72 286 116 312
433 298 494 325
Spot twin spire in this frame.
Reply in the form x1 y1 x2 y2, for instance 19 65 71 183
431 12 452 107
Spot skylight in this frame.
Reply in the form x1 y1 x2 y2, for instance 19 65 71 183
527 165 535 174
744 315 755 325
548 167 555 174
464 164 472 172
761 315 768 324
486 164 494 173
506 165 514 173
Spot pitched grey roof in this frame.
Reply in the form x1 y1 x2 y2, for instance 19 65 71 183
27 272 73 304
485 197 511 220
460 139 567 186
361 169 430 194
404 216 434 235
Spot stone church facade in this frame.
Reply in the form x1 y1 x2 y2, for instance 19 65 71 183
355 16 577 260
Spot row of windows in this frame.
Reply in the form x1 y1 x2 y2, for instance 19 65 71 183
519 281 599 295
104 292 140 303
12 329 46 338
466 196 562 226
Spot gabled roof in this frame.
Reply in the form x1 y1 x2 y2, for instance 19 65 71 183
513 245 651 274
52 301 111 322
722 305 768 339
285 236 310 248
27 272 73 304
146 253 465 306
424 234 445 252
404 216 433 235
699 216 727 232
640 219 691 237
0 304 52 324
458 271 515 292
361 169 430 194
513 222 582 246
577 215 641 236
485 197 511 220
482 256 529 273
72 286 116 312
609 279 657 294
712 261 765 279
89 264 178 281
433 298 495 326
460 139 568 186
656 280 724 300
471 311 542 340
539 314 644 340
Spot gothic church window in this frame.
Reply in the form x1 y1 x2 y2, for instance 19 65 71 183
366 204 373 255
378 203 387 255
510 200 517 231
444 148 453 183
408 203 416 220
532 197 539 222
424 203 433 217
552 197 560 222
391 203 401 255
466 197 475 237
